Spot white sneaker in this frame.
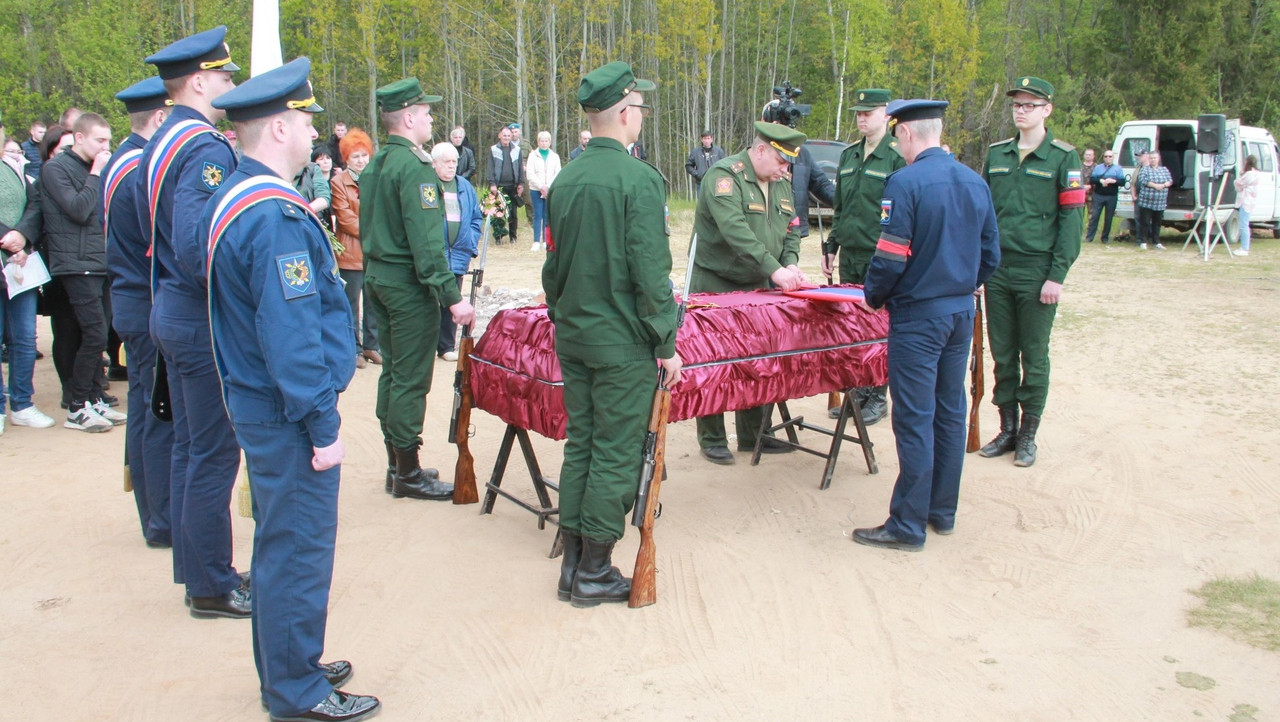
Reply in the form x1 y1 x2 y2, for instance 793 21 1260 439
66 403 113 433
1155 243 1166 250
1138 243 1147 249
530 242 542 252
1237 249 1249 256
440 350 459 362
92 400 127 426
9 405 56 428
0 414 5 436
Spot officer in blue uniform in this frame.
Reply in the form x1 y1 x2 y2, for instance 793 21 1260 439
204 57 378 722
852 100 1001 552
135 26 249 616
103 76 173 549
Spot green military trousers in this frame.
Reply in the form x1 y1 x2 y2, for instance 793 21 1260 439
696 406 767 450
838 253 870 287
984 265 1058 417
364 272 441 449
558 354 656 542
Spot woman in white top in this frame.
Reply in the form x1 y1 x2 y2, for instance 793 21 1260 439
1233 155 1260 256
525 131 562 251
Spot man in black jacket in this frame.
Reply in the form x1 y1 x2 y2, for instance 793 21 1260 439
684 130 725 192
38 112 125 432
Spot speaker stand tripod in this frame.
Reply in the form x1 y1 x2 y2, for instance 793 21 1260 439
1184 163 1235 261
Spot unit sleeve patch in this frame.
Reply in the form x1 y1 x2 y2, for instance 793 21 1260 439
880 198 893 225
201 162 225 190
715 177 734 196
276 253 316 299
420 183 438 209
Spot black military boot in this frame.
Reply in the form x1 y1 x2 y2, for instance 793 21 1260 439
570 537 631 608
861 385 888 425
1013 412 1041 468
978 406 1019 458
384 440 396 495
392 444 454 500
557 530 583 602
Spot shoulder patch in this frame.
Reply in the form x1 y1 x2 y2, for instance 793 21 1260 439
420 183 439 209
730 161 746 174
1067 170 1083 188
276 253 316 300
410 146 433 164
1051 138 1076 152
880 198 893 225
715 177 734 196
201 161 225 190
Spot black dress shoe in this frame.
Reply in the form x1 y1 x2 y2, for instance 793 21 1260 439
108 365 129 381
928 520 955 536
322 660 353 688
741 436 795 454
145 538 172 549
189 585 252 619
860 395 888 425
699 446 735 465
270 690 381 722
852 525 923 552
99 392 120 407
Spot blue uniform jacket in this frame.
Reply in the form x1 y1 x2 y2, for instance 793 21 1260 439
135 105 236 309
103 133 151 304
444 175 482 275
203 157 356 448
865 147 1001 319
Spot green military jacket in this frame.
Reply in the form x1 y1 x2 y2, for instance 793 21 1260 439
983 130 1085 284
541 137 677 363
691 150 800 293
358 135 461 307
829 135 905 261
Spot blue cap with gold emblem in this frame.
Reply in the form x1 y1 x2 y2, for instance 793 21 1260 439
115 76 169 113
146 25 240 80
886 99 949 136
212 57 323 122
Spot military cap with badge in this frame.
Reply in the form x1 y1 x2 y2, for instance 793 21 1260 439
753 120 807 161
375 78 441 112
1007 76 1054 101
145 25 240 80
115 76 169 113
850 88 892 112
212 57 323 122
886 99 949 137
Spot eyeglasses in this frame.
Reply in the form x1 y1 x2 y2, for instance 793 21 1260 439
625 104 652 118
1010 102 1048 111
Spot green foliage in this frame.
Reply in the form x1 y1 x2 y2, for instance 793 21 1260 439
1187 573 1280 652
3 0 1280 187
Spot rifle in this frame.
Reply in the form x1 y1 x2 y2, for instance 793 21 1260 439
629 232 696 609
450 215 492 504
965 293 985 453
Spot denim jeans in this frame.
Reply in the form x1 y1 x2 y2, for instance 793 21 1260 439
1239 208 1252 251
530 190 547 246
0 284 39 413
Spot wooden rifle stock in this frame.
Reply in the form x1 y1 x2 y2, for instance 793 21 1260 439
628 375 671 609
965 294 985 453
451 331 479 504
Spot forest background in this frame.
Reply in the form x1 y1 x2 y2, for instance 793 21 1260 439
3 0 1278 197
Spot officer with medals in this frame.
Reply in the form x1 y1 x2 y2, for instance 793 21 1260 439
851 99 1001 552
135 25 249 617
361 77 475 501
102 76 173 549
543 61 682 607
824 88 905 424
203 57 377 722
980 77 1084 467
690 121 807 466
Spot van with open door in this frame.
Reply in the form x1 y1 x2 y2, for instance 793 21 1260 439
1112 119 1280 239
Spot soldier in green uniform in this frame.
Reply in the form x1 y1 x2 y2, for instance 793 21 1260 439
824 88 905 424
691 120 808 466
542 61 683 608
361 78 476 500
980 76 1084 467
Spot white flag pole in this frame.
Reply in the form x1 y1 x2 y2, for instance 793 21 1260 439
250 0 284 76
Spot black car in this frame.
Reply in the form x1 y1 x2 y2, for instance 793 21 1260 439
804 139 850 223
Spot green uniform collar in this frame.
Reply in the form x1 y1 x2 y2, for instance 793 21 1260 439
584 137 627 153
1001 129 1057 161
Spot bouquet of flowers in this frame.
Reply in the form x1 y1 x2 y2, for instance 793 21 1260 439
481 188 511 242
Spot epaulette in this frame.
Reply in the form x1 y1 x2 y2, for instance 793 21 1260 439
990 137 1015 147
730 160 747 174
276 199 307 220
887 140 904 156
410 146 433 164
1051 138 1076 152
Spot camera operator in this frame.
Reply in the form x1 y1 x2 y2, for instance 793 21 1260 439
762 83 834 239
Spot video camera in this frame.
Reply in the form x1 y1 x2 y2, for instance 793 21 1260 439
761 82 812 128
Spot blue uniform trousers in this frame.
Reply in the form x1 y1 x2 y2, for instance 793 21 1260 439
237 419 337 717
151 294 242 595
112 295 173 545
883 309 973 544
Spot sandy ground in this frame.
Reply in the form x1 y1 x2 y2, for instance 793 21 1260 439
3 213 1279 721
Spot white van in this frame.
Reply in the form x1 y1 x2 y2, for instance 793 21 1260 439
1112 119 1280 239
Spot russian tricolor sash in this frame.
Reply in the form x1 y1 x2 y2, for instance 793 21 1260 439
206 175 325 273
102 148 143 233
